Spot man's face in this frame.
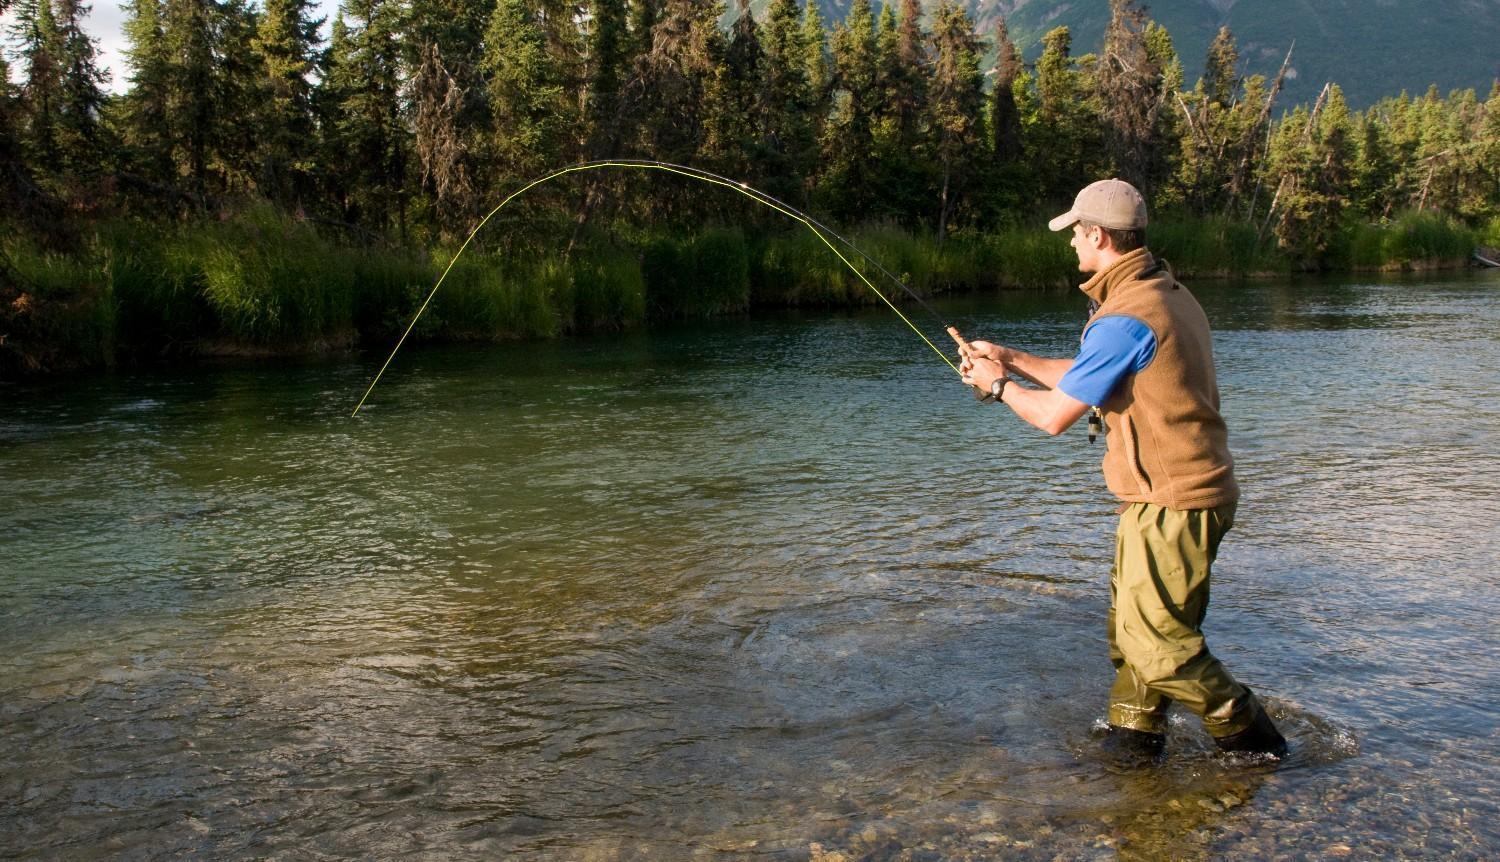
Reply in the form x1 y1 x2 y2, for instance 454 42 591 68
1069 222 1101 273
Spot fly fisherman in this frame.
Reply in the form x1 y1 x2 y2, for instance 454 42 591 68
958 179 1287 764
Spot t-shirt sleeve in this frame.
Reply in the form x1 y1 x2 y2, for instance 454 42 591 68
1055 315 1158 407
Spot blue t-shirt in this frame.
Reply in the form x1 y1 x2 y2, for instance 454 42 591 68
1056 315 1157 407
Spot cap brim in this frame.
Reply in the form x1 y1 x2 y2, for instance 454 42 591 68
1048 210 1079 232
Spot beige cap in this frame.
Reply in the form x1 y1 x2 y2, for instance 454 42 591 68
1048 179 1148 231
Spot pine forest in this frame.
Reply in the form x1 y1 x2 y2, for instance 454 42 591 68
3 0 1499 374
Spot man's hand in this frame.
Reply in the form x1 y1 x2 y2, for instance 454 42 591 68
962 356 1007 393
958 340 1008 376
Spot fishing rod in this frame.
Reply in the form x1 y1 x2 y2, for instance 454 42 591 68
351 159 984 417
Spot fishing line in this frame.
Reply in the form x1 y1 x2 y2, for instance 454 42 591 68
351 159 969 417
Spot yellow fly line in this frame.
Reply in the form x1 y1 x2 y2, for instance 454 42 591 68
351 160 963 417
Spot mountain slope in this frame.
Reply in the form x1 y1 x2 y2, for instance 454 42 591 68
785 0 1500 108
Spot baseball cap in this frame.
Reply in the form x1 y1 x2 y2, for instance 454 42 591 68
1047 179 1148 232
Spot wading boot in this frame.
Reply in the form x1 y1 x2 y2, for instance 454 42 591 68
1214 707 1288 760
1099 725 1166 767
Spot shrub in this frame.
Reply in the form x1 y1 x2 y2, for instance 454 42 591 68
1 236 115 375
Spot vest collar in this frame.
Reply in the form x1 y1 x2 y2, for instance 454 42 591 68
1079 247 1156 306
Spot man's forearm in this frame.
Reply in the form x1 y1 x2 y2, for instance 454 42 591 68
999 381 1091 436
998 348 1073 389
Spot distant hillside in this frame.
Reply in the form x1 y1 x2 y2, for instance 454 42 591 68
761 0 1500 108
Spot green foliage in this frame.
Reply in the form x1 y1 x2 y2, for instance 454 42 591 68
973 226 1078 288
1346 211 1479 268
643 227 751 318
195 204 356 343
0 233 115 373
1150 216 1286 275
7 0 1500 379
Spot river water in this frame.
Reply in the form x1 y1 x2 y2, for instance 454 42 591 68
3 272 1498 860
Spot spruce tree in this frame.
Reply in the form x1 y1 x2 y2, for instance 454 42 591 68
408 0 492 231
213 0 266 195
702 0 765 178
1351 113 1397 219
800 0 831 166
585 0 630 156
483 0 566 184
760 0 814 199
251 0 322 206
820 0 879 219
1096 0 1164 194
120 0 175 191
10 0 64 175
1202 25 1237 109
1032 26 1098 204
871 0 929 222
988 17 1021 163
160 0 219 201
322 0 409 235
927 0 982 238
635 0 721 197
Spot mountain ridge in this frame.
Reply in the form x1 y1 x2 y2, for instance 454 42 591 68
777 0 1500 108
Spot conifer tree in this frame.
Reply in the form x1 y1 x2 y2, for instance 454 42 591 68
1351 113 1397 219
159 0 219 200
322 0 409 234
585 0 630 156
1096 0 1165 193
120 0 175 191
820 0 880 219
1031 26 1098 204
865 0 927 222
10 0 64 175
213 0 267 194
483 0 566 184
1481 82 1500 215
636 0 721 176
988 17 1022 163
1202 25 1237 109
927 0 982 238
702 0 765 178
800 0 831 164
1264 83 1354 263
760 0 814 199
1142 21 1182 203
251 0 322 206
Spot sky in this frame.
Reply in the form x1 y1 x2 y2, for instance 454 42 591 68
3 0 342 93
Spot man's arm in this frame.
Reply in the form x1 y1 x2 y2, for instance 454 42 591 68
962 356 1091 436
966 340 1072 389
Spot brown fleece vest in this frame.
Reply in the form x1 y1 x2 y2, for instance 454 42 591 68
1080 248 1239 509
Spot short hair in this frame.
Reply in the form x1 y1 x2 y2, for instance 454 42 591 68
1079 220 1145 254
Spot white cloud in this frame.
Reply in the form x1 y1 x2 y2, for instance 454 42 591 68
5 0 343 94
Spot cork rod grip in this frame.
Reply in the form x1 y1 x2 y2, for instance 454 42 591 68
946 326 974 363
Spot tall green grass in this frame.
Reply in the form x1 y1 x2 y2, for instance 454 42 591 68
641 227 751 318
4 206 1488 380
196 206 358 345
971 227 1078 288
1151 216 1287 275
1 235 115 374
1346 211 1478 269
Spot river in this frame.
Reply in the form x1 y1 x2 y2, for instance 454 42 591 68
2 271 1498 859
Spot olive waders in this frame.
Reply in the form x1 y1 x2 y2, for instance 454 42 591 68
1106 502 1258 738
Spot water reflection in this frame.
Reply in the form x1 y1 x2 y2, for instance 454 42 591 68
2 271 1498 859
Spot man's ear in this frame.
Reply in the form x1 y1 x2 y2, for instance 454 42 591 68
1091 226 1113 252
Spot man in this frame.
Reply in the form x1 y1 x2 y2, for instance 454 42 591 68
959 179 1287 763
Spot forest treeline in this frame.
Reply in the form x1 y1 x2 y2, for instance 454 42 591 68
2 0 1498 374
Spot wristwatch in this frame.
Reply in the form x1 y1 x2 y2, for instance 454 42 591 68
990 377 1008 402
